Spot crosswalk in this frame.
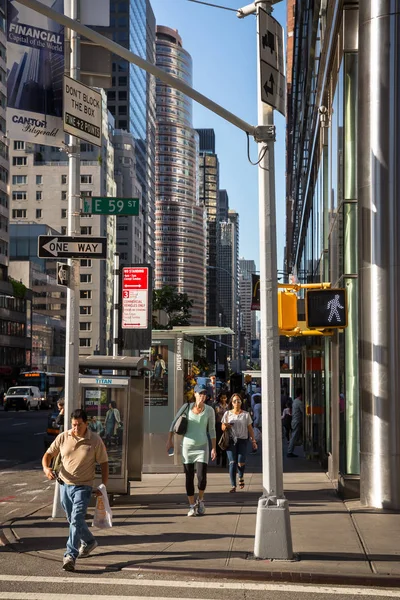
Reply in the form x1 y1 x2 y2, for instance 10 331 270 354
0 575 399 599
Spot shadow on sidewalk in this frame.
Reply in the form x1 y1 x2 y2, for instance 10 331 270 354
7 529 253 555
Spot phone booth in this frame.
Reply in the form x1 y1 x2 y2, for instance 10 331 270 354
79 355 147 495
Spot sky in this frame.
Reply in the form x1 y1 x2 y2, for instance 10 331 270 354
151 0 287 272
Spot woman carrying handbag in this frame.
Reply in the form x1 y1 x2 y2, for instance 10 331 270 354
221 393 257 493
166 383 216 517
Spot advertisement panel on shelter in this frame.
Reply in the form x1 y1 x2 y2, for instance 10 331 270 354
7 0 65 146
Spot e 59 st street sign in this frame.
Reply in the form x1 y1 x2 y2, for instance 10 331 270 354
38 236 107 259
82 197 139 215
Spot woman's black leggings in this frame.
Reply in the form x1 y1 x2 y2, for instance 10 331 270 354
183 462 208 496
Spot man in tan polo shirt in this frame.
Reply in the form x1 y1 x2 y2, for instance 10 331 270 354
42 408 108 572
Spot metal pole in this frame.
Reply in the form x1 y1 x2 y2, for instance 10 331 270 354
64 0 81 421
253 0 293 559
358 0 400 509
113 252 120 364
52 0 80 519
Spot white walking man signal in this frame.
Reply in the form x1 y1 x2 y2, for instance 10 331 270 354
327 294 344 323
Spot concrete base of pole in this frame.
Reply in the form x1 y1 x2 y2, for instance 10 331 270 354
51 482 64 519
254 496 293 559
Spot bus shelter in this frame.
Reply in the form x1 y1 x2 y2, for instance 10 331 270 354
144 326 233 473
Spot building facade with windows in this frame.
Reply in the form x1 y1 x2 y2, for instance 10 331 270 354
286 0 400 509
113 129 144 264
239 258 257 363
155 26 206 325
0 8 8 278
219 210 239 363
0 3 34 393
9 99 117 356
196 128 220 328
9 223 66 371
102 0 156 267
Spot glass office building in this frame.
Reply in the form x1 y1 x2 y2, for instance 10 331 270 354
107 0 156 266
286 1 400 509
155 26 206 325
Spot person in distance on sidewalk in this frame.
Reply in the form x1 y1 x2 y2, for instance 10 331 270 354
167 384 216 517
222 394 257 492
287 388 304 458
42 408 109 572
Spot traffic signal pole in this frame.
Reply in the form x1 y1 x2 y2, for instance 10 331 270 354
250 0 293 559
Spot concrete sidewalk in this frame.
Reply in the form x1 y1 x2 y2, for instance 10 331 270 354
2 453 400 586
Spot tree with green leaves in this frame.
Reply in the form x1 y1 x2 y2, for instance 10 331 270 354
152 285 193 329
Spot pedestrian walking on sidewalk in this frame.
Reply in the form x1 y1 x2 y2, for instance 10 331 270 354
281 402 292 442
222 394 257 492
42 408 109 572
213 391 229 467
166 383 216 517
287 388 303 457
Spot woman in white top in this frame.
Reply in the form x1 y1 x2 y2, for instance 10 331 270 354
221 394 257 492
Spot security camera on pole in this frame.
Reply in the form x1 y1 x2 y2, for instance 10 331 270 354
238 0 293 559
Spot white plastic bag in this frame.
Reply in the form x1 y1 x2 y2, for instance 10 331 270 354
92 483 112 529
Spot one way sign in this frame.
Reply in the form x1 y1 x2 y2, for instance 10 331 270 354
38 236 107 259
260 62 286 116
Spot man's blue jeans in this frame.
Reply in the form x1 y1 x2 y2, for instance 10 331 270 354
60 484 95 559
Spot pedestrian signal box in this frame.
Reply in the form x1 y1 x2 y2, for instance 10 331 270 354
278 291 298 331
306 289 348 329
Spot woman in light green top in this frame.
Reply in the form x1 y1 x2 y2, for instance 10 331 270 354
167 384 216 517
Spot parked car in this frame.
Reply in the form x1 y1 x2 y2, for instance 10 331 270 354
4 386 42 411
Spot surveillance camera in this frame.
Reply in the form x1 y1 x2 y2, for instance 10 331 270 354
318 106 328 114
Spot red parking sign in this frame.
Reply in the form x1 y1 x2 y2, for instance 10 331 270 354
121 267 149 329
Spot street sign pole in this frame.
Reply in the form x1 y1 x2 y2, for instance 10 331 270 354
251 0 293 559
52 0 81 520
65 0 81 426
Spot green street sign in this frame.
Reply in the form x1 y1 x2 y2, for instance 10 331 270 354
82 197 139 216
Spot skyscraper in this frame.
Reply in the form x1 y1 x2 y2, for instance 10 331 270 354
239 258 257 362
196 128 220 327
155 26 206 325
104 0 156 266
219 210 239 362
219 189 229 222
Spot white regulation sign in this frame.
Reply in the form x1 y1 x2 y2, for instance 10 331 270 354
63 75 102 146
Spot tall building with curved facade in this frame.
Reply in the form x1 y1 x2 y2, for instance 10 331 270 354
155 26 206 325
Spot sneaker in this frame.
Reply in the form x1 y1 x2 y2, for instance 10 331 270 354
62 555 76 572
196 500 205 516
286 452 298 458
187 504 197 517
78 539 98 558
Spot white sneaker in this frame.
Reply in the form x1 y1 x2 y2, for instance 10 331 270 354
78 539 98 558
196 500 205 516
187 504 197 517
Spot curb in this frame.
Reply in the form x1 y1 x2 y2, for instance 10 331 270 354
3 530 400 588
121 563 400 589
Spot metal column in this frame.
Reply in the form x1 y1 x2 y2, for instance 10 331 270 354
64 0 81 419
358 1 400 509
